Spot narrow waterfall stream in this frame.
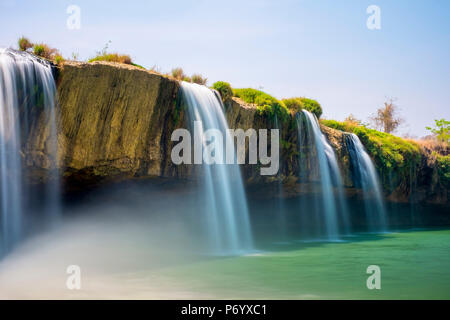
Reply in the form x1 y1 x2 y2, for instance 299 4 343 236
0 49 60 256
345 133 388 231
180 82 253 255
296 110 349 239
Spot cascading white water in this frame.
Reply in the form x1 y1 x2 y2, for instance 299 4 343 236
345 133 387 231
297 110 350 239
0 49 60 256
180 82 253 255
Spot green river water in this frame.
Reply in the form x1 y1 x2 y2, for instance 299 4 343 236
151 229 450 299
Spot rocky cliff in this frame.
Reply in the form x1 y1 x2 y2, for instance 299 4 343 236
23 61 448 206
39 62 186 187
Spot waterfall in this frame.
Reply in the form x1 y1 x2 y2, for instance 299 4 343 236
345 133 387 231
296 110 349 239
180 82 253 255
0 49 60 256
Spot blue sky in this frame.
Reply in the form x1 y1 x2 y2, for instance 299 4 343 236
1 0 449 136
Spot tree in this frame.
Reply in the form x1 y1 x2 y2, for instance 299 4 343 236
426 119 450 144
370 98 404 133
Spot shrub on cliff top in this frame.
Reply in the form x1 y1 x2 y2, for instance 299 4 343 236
301 98 322 118
18 37 63 62
88 53 133 65
212 81 233 102
171 67 186 80
18 36 33 51
191 74 207 85
171 68 207 85
233 88 289 121
53 54 65 65
33 43 60 60
282 98 303 112
282 97 323 118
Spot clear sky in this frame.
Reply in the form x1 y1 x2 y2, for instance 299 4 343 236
1 0 449 137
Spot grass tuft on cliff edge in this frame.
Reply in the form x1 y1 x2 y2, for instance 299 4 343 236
88 53 145 69
89 53 130 64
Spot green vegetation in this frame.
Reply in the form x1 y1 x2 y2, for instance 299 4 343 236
281 98 303 111
172 95 182 126
33 43 60 60
282 97 323 118
321 119 421 189
18 37 143 67
280 138 299 162
18 36 33 51
353 126 421 171
212 81 233 102
426 119 450 144
435 154 450 188
88 40 135 66
131 63 145 69
53 54 65 65
323 118 450 189
233 88 289 121
300 98 322 118
32 44 46 57
16 37 62 62
322 119 421 169
320 119 354 132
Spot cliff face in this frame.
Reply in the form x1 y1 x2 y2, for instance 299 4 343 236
23 61 448 206
53 62 187 186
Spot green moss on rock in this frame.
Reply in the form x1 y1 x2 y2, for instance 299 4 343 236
233 88 289 122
